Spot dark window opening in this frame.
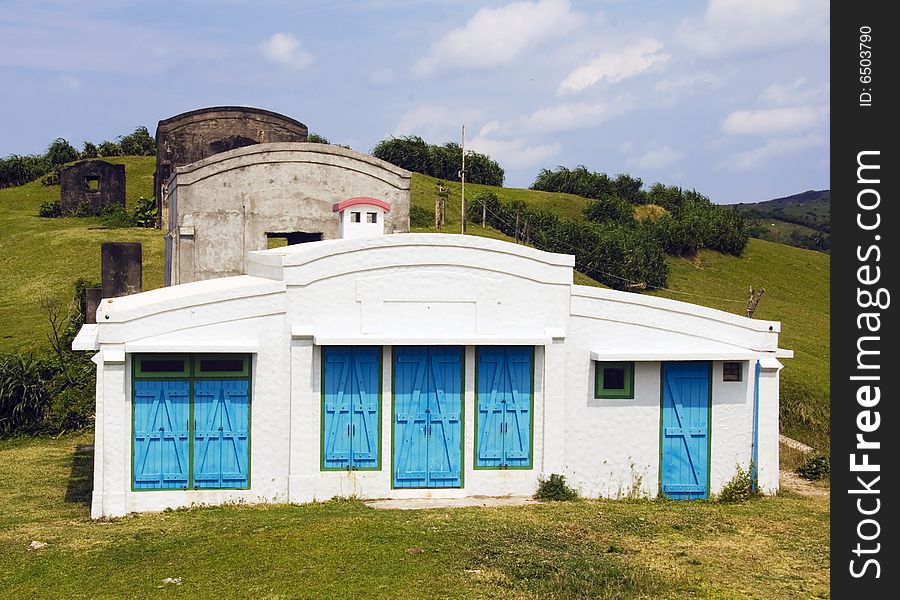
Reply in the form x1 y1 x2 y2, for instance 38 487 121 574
367 212 378 223
140 359 185 373
85 176 100 191
723 362 743 382
350 211 361 223
266 231 324 249
199 358 244 373
603 367 626 390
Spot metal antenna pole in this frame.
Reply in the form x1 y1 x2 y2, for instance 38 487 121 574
460 124 466 234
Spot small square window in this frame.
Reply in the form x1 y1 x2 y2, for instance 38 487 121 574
594 361 634 399
85 176 100 191
367 212 378 223
350 211 361 223
723 361 743 382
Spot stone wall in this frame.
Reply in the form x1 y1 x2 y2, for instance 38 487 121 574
154 106 309 225
60 160 125 215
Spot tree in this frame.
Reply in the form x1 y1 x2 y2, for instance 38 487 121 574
117 126 155 156
80 141 98 159
46 138 78 167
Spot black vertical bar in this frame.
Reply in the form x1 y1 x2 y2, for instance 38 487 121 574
831 1 897 595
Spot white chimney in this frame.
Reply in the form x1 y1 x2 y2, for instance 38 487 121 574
333 197 391 239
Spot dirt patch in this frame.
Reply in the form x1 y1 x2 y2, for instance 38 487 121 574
780 470 829 497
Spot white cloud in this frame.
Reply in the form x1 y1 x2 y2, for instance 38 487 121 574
260 33 313 70
58 74 82 91
759 78 828 106
414 0 584 76
520 98 631 133
676 0 828 57
559 38 669 94
629 146 683 170
654 72 722 94
392 105 483 140
721 106 826 136
724 133 826 171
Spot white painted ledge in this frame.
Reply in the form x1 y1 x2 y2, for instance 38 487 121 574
72 324 100 351
775 348 794 358
124 341 260 353
590 350 758 362
313 334 552 346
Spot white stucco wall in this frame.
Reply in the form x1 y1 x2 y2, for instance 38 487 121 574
81 234 786 518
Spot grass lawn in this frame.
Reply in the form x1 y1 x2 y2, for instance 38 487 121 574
0 432 829 599
0 156 163 354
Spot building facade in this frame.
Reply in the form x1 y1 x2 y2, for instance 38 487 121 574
75 234 789 519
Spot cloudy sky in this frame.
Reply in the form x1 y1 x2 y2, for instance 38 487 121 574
0 0 829 203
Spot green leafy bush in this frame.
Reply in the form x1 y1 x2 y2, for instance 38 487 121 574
132 197 158 228
584 194 635 224
46 138 79 167
39 200 62 218
535 473 579 501
0 354 55 436
797 455 830 480
40 169 60 186
373 136 505 186
117 126 156 156
97 140 122 157
718 464 758 503
80 141 99 159
99 204 136 228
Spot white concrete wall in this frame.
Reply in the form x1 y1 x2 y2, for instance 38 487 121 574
87 234 783 517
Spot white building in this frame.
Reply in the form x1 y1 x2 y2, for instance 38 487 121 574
75 230 790 519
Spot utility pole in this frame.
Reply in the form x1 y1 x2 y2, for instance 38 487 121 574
460 124 466 235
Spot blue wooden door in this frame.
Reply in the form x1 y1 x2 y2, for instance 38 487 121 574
323 347 381 470
192 379 250 489
133 380 190 489
393 347 462 488
661 362 710 499
476 347 533 469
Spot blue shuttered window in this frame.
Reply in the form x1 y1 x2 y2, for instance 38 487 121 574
132 354 251 491
476 346 534 469
393 346 463 488
322 347 382 470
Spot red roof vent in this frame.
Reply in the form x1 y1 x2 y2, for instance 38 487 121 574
332 197 392 213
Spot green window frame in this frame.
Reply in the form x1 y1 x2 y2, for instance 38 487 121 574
594 361 634 399
131 353 252 491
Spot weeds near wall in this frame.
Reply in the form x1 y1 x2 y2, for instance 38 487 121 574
718 463 759 503
535 474 579 501
797 455 830 481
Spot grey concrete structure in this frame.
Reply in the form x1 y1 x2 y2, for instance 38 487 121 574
83 287 102 324
101 242 142 299
60 160 125 215
164 143 411 285
154 107 309 226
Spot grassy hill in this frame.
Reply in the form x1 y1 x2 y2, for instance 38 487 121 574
0 163 829 447
733 189 830 253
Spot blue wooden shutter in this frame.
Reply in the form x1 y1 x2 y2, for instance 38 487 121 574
323 347 353 469
502 347 532 467
192 379 250 489
393 347 429 487
427 347 463 487
350 347 381 469
133 380 190 489
661 362 710 499
476 348 507 468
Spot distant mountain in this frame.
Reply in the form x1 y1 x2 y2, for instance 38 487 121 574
732 189 830 253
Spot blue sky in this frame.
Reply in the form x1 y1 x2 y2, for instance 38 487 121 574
0 0 829 203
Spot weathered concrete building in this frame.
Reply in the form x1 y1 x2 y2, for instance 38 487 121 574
163 143 411 285
60 159 125 215
154 106 309 225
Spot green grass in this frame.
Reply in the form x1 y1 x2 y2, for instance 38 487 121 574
0 432 829 599
0 157 163 353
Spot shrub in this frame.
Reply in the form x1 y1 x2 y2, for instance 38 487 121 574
132 197 158 228
47 384 95 433
97 140 122 157
797 455 830 480
99 204 135 228
81 141 99 159
584 194 635 224
117 126 156 156
535 473 579 501
373 136 505 186
0 154 51 188
718 463 758 503
46 138 79 167
307 132 330 144
39 200 62 218
409 204 433 228
40 169 60 186
0 354 55 436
